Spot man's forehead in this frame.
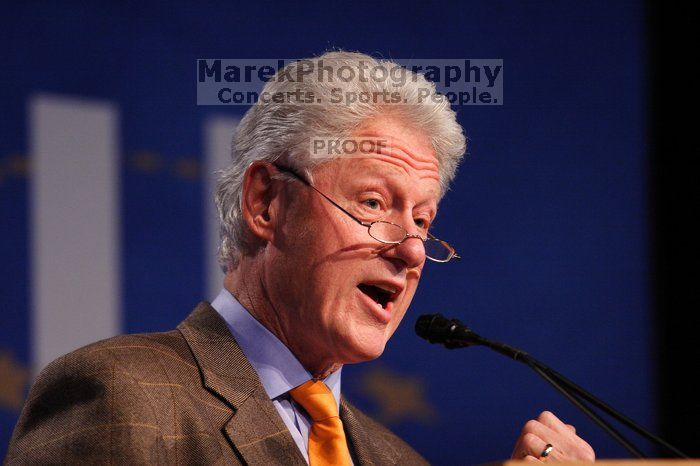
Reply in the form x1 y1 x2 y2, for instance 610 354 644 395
353 129 439 179
310 114 442 199
333 155 436 183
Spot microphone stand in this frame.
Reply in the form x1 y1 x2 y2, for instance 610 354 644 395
527 357 645 458
532 360 688 458
416 314 690 459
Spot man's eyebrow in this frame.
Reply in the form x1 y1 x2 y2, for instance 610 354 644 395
349 174 438 215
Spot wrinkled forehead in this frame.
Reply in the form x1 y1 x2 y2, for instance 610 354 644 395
312 141 442 205
341 136 438 181
354 116 439 178
325 116 438 176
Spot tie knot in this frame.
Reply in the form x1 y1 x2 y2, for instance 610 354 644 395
289 380 338 422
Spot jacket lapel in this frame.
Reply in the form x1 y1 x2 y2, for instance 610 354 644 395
341 397 400 466
177 302 306 466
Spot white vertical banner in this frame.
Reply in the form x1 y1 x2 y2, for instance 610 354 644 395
204 117 238 301
30 94 121 374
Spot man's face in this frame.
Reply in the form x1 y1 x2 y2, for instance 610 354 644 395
265 115 441 371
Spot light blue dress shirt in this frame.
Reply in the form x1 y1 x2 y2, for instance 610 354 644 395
211 288 344 464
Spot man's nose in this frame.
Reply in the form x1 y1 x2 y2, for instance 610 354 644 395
398 234 427 268
380 229 426 270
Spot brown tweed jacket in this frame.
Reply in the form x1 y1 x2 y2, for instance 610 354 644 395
5 302 429 465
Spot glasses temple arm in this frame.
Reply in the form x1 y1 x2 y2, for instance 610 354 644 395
273 163 368 228
309 186 369 227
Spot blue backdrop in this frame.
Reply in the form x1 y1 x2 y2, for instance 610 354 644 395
0 1 649 463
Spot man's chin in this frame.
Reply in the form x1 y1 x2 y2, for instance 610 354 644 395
340 336 388 364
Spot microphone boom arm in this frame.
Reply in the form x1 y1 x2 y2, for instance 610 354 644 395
415 313 689 459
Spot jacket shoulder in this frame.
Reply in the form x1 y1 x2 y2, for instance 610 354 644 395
21 330 200 403
50 329 198 376
6 329 230 464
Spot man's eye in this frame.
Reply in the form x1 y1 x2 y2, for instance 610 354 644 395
414 218 429 229
363 199 381 210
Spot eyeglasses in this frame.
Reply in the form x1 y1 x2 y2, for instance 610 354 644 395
273 163 461 263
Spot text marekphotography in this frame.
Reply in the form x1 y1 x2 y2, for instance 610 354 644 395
197 59 503 106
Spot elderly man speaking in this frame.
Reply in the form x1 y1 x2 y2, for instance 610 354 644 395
6 52 595 464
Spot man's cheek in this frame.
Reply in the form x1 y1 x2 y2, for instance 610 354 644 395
407 266 423 282
403 281 420 304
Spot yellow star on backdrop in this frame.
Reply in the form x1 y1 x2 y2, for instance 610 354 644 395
356 365 437 425
0 350 29 411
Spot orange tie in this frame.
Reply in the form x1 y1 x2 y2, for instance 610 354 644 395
289 380 352 466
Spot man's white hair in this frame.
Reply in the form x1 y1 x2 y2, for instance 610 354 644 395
215 51 467 272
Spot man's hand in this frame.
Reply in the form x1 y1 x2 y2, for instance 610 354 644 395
510 411 596 463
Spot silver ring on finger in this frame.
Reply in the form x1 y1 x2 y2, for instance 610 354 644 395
539 444 554 462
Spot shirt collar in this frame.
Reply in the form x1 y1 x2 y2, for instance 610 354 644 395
211 288 342 406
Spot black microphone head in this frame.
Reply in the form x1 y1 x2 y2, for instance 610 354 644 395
415 314 451 343
415 313 479 348
414 314 435 340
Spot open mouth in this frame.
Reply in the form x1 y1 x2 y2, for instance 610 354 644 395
357 283 397 309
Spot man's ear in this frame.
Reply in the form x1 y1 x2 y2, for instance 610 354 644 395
241 161 281 244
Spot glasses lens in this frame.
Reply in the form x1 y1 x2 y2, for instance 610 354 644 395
368 222 457 262
424 238 454 262
368 222 407 243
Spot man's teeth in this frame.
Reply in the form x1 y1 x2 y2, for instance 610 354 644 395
374 284 396 294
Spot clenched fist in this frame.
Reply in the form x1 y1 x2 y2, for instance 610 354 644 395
511 411 596 462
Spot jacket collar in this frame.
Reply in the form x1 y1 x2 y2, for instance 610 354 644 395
178 301 401 466
177 302 306 466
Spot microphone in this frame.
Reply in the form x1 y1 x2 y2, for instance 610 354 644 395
414 314 480 348
415 313 529 361
415 313 689 459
